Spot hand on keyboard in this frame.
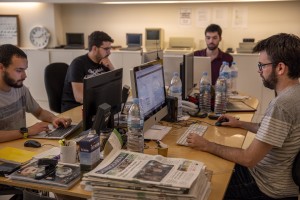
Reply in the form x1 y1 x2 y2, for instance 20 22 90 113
176 124 208 146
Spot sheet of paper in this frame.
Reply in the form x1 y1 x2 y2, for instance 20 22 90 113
144 125 172 140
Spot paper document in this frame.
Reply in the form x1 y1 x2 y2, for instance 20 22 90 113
144 125 172 140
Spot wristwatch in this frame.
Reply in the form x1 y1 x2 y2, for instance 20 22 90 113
20 127 28 139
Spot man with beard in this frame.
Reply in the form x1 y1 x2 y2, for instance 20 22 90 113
0 44 72 143
194 24 233 85
61 31 114 112
187 33 300 199
0 44 72 199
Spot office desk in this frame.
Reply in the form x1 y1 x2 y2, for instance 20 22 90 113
0 97 258 200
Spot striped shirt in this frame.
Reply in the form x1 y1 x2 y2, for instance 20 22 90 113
249 84 300 198
0 86 40 130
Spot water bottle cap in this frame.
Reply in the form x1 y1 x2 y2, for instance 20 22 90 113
133 98 139 104
203 72 208 76
173 72 179 76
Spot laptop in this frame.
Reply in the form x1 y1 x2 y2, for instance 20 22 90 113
193 57 211 86
119 33 142 51
31 121 82 140
64 33 84 49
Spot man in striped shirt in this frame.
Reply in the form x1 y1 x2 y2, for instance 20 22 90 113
187 33 300 199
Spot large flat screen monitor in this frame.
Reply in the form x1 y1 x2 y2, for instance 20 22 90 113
180 52 194 100
66 33 84 47
83 68 123 131
130 60 168 132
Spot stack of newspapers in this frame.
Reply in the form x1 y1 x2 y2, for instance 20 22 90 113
82 150 211 200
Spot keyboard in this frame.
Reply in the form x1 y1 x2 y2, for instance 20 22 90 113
176 124 208 146
31 122 82 140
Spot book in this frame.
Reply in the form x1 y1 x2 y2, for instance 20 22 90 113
9 160 81 189
0 147 36 164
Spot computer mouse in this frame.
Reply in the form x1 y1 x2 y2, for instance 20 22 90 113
24 140 41 148
215 118 229 126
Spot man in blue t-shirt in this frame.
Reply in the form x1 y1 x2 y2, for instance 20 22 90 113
61 31 114 112
194 24 233 85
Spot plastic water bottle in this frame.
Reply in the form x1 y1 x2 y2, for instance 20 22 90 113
170 72 182 118
214 76 227 115
231 61 238 94
199 72 211 114
127 98 144 153
219 61 227 76
220 62 232 95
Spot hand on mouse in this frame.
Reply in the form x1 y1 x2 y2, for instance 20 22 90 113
216 115 240 127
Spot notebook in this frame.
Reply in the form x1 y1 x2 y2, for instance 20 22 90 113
31 121 82 140
64 33 84 49
144 125 172 140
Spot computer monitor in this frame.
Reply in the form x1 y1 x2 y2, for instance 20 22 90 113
126 33 142 47
162 54 183 85
145 28 162 50
130 60 168 132
66 33 84 47
180 52 194 100
83 68 123 131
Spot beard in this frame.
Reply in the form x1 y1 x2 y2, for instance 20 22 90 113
262 68 277 90
3 71 24 88
207 43 218 51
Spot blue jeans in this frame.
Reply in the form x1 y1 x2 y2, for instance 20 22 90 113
223 164 297 200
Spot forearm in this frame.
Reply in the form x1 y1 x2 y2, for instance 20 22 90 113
237 121 259 133
0 130 22 143
206 142 251 167
36 109 57 123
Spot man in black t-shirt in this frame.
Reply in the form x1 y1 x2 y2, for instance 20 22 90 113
61 31 114 112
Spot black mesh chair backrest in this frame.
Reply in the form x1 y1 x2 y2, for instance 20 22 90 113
292 151 300 187
44 62 68 113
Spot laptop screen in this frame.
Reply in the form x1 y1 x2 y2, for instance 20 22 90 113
126 33 142 47
66 33 84 46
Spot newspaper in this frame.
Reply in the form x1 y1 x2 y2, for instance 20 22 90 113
86 150 205 190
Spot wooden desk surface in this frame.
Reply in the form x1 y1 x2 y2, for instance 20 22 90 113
0 97 258 200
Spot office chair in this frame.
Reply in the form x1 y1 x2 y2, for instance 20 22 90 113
292 151 300 200
0 187 23 200
44 62 69 113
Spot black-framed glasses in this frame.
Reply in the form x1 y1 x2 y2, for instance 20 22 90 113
100 47 112 51
257 62 273 71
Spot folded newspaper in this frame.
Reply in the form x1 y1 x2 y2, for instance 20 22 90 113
83 150 211 199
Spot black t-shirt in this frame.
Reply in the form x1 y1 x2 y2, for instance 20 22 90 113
61 54 110 112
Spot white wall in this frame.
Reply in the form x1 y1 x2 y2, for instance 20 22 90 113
0 1 299 50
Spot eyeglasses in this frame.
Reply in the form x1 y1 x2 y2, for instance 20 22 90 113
257 62 273 71
100 47 112 51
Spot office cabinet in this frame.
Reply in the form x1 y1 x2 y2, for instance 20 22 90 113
22 49 50 101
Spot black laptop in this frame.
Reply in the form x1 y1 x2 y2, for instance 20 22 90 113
64 33 84 49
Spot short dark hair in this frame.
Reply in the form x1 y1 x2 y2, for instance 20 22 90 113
205 24 222 37
88 31 114 51
0 44 27 68
253 33 300 79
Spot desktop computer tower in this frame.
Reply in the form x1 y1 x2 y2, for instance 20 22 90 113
163 96 178 122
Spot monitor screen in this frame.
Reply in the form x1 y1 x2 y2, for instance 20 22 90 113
83 68 123 131
180 52 194 100
126 33 142 47
145 28 162 49
66 33 84 45
130 60 168 132
146 29 160 40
